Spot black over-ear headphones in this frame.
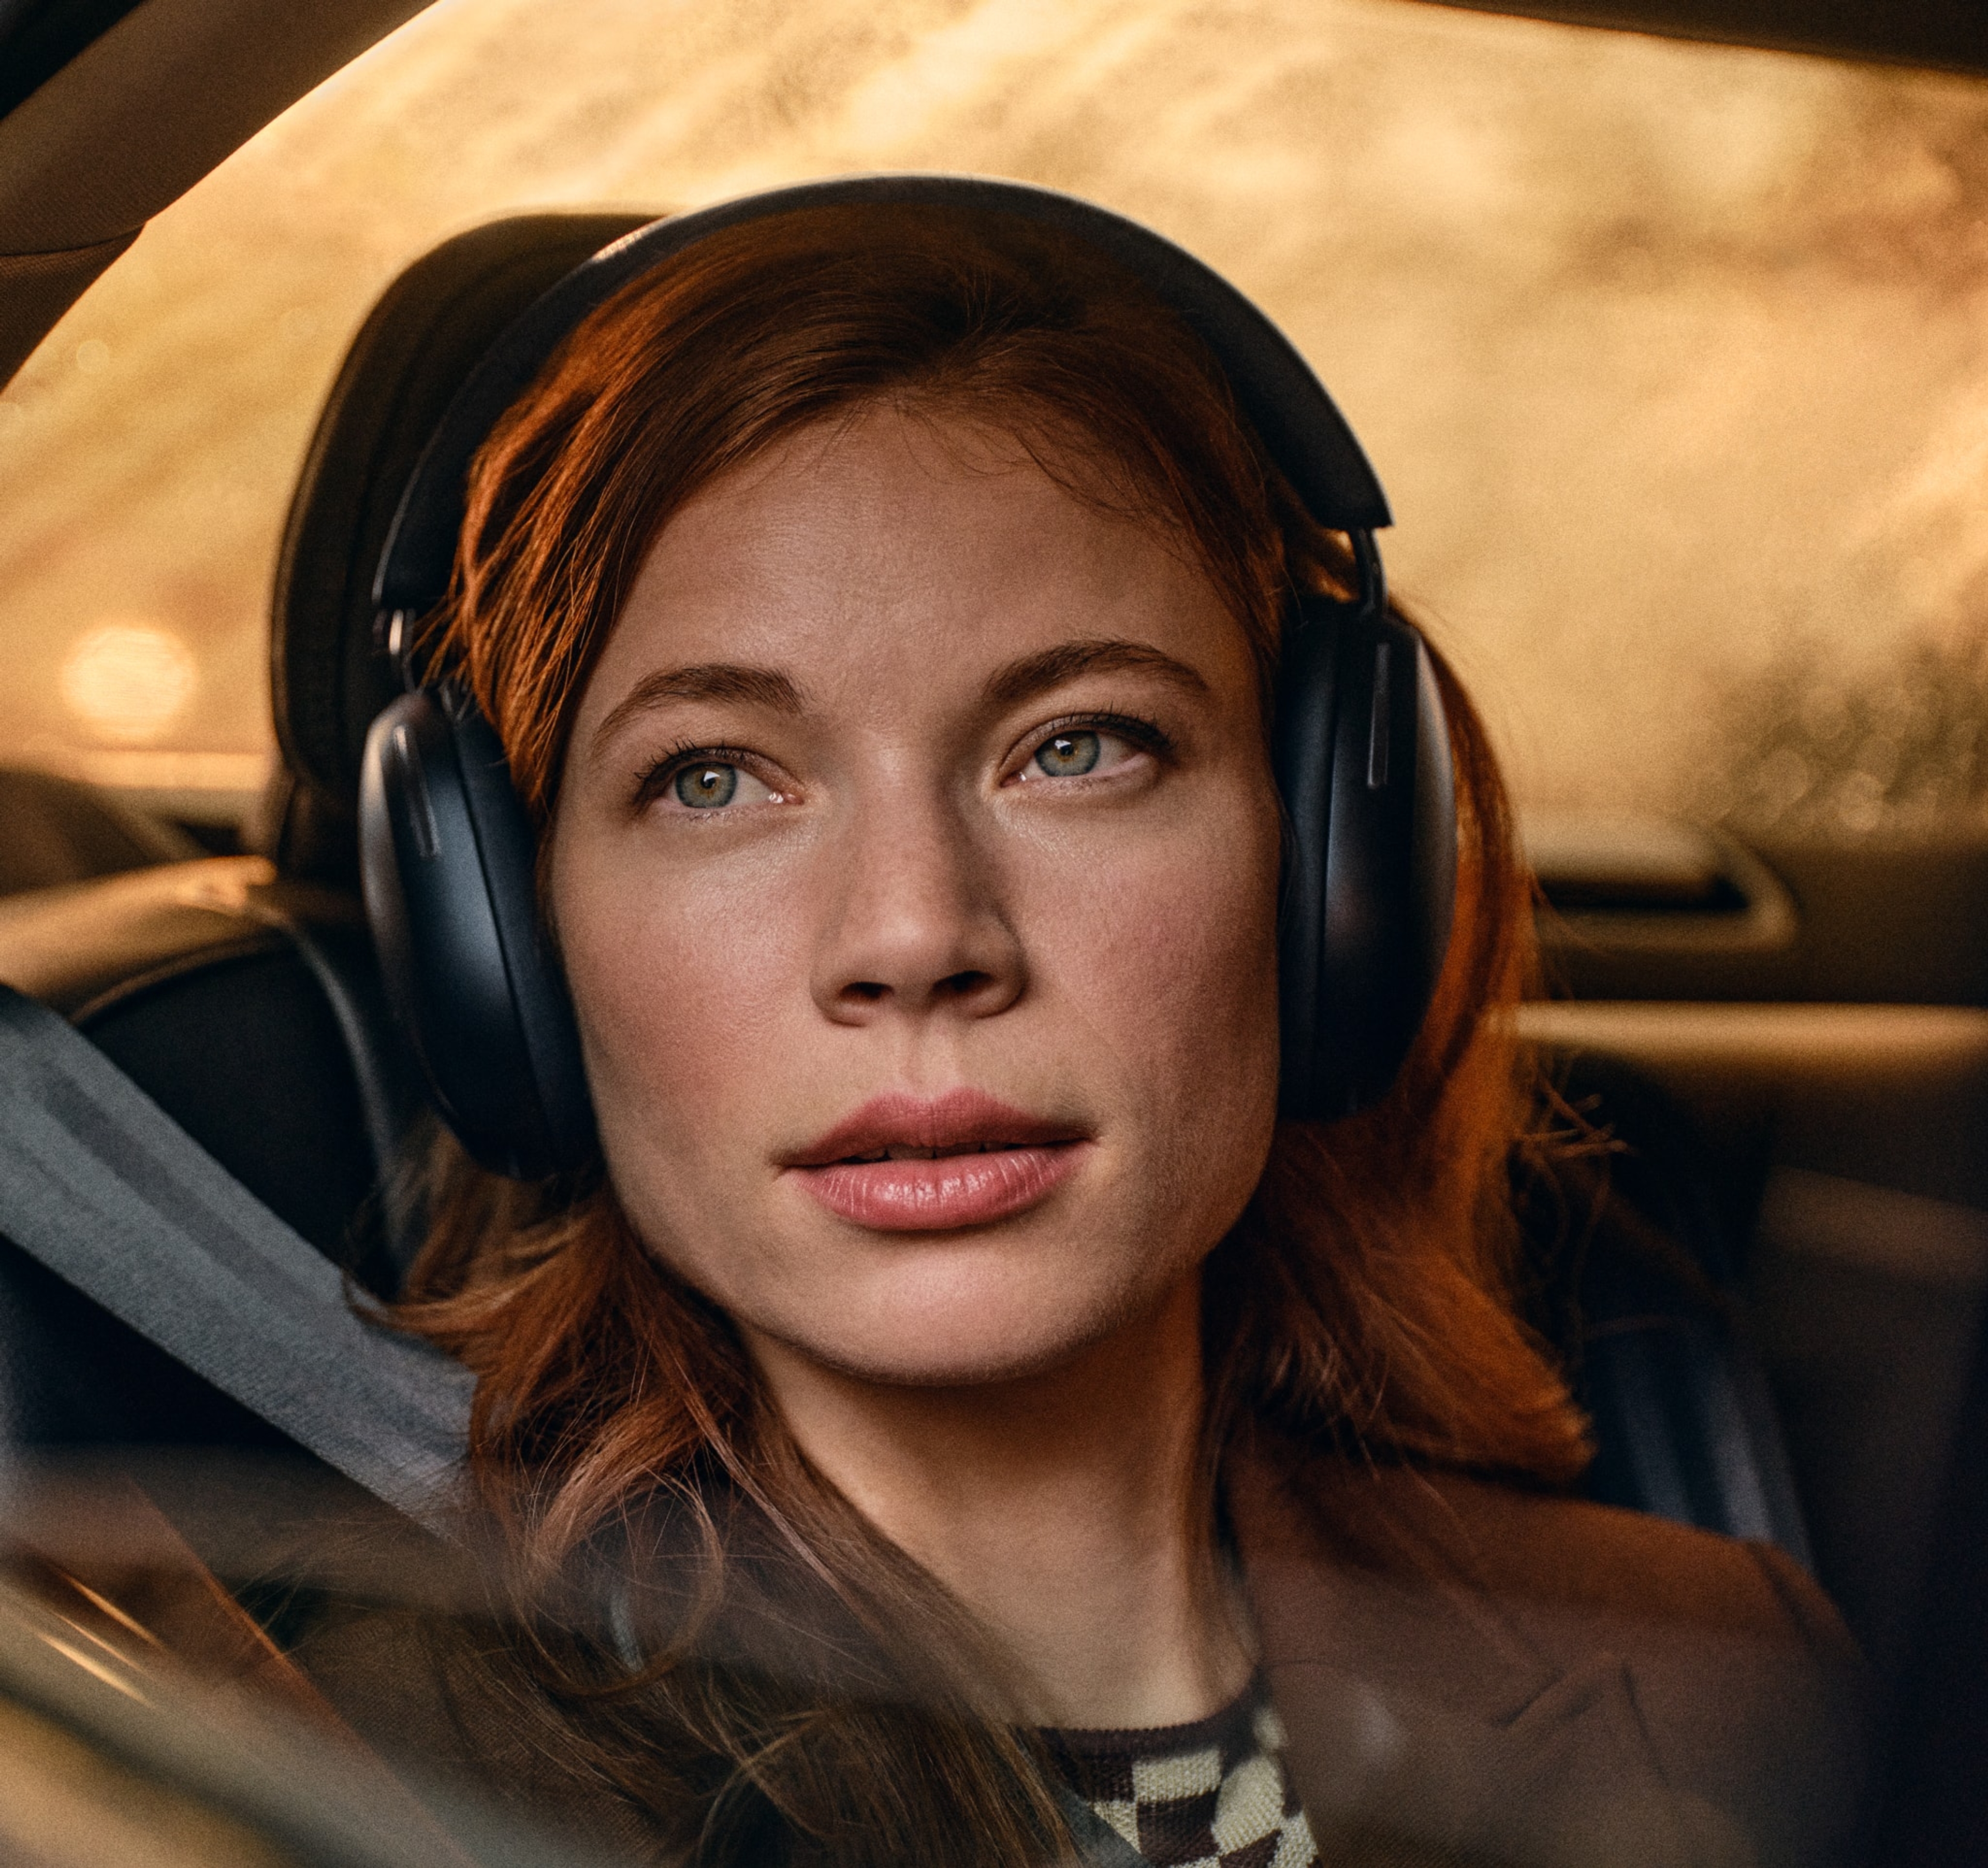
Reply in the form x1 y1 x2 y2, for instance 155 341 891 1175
358 175 1457 1180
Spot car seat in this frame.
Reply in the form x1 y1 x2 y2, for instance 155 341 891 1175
1521 1050 1812 1559
0 211 1812 1572
0 765 201 897
0 214 643 1566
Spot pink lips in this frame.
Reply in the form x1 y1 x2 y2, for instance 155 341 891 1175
782 1088 1089 1232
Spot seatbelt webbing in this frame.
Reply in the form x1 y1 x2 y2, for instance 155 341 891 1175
0 984 472 1529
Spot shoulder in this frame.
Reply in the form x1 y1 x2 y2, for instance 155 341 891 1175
1232 1436 1868 1867
1380 1459 1858 1666
1240 1433 1857 1668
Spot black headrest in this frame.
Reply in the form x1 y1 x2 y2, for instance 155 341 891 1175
270 212 651 818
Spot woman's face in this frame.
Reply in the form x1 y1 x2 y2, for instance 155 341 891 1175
551 405 1282 1387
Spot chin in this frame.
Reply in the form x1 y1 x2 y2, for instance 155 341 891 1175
750 1256 1160 1390
776 1326 1108 1390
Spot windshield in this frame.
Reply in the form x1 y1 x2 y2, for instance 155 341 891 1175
0 0 1983 832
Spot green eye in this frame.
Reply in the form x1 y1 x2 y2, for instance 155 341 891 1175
1034 730 1101 777
674 763 738 808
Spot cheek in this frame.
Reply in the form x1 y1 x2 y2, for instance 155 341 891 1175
1018 796 1282 1171
554 845 800 1181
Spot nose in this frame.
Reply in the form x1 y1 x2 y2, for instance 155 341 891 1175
810 777 1026 1025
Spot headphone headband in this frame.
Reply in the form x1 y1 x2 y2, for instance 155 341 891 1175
358 175 1452 1169
372 173 1391 621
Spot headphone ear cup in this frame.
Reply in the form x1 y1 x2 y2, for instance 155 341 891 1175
1274 599 1458 1119
359 689 596 1178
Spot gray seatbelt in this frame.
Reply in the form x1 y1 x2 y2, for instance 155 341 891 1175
0 984 472 1529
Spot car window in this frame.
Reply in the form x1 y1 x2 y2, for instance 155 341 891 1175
0 0 1982 835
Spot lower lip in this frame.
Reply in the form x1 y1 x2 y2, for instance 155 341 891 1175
792 1143 1087 1232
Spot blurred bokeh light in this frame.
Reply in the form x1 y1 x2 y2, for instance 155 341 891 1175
0 0 1982 820
57 622 198 745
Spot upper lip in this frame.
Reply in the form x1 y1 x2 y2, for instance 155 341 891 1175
781 1088 1088 1168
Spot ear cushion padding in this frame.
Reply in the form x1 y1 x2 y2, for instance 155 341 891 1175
359 689 594 1178
1275 599 1457 1119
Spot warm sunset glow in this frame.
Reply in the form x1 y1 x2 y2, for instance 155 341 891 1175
0 0 1982 826
58 622 198 744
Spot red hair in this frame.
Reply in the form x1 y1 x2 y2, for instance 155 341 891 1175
398 200 1588 1864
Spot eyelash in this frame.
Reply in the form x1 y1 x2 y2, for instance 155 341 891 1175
632 740 766 809
1013 711 1173 776
630 710 1174 808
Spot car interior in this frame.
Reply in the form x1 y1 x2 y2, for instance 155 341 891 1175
2 1 1986 1862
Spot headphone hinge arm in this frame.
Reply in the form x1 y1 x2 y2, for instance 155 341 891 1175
373 608 423 693
1351 529 1386 621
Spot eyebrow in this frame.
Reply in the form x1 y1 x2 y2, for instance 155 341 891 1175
981 639 1210 711
592 663 805 752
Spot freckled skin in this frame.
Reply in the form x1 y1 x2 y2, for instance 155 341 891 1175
551 406 1282 1389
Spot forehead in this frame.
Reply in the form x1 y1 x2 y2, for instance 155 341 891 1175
582 404 1258 715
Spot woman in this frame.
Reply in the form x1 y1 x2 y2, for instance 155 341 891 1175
307 190 1860 1868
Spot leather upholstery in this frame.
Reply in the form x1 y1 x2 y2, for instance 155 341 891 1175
0 764 199 897
0 859 422 1476
1525 1054 1814 1560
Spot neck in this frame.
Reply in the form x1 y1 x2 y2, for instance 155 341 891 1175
741 1270 1251 1729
